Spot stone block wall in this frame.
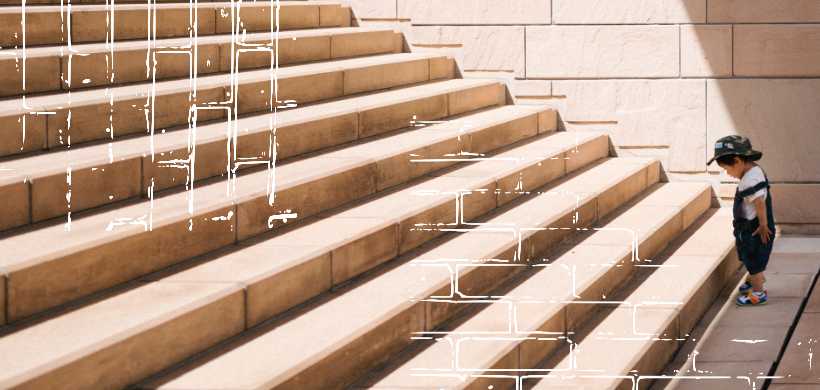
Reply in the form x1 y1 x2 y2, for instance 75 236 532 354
349 0 820 226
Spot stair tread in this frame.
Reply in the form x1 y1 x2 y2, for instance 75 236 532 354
139 157 658 390
1 78 496 178
0 51 440 114
3 26 391 57
530 209 735 389
366 182 711 388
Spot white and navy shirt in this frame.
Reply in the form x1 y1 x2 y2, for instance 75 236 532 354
737 165 767 220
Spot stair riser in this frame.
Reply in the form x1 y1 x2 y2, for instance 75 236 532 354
1 109 543 325
9 288 245 390
0 4 350 47
0 30 400 96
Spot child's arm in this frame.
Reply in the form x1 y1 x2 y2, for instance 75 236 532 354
753 196 772 244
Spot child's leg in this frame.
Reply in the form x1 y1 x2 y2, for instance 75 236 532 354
750 271 765 292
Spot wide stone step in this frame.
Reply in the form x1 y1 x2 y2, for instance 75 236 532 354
0 130 605 390
0 78 503 231
358 182 712 389
135 157 660 390
0 2 350 47
0 51 454 157
526 209 738 390
0 26 401 96
0 104 551 325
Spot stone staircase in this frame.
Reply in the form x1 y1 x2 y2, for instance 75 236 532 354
0 1 742 389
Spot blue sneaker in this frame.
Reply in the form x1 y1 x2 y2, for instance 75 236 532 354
738 280 753 294
736 290 768 306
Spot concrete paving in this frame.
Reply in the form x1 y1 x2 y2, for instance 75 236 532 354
658 236 820 390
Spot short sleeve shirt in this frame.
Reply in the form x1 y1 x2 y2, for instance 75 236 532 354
737 165 767 220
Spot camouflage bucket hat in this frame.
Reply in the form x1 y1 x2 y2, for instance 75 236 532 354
707 135 763 165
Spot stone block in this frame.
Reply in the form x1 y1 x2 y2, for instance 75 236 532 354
770 185 820 224
348 0 396 19
235 160 377 240
735 25 820 77
0 176 28 231
344 57 430 95
398 0 550 24
681 25 732 77
526 25 679 78
706 79 820 182
555 0 705 24
243 247 332 327
0 55 60 97
143 140 228 194
216 4 320 33
410 26 525 77
47 87 224 148
556 79 706 172
331 30 402 59
359 94 447 138
709 0 820 23
331 222 398 284
0 113 46 157
30 158 142 222
273 113 359 160
0 10 65 47
448 82 504 116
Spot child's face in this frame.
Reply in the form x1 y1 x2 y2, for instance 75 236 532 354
718 157 746 179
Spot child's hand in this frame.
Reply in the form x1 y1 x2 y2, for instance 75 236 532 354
754 224 772 244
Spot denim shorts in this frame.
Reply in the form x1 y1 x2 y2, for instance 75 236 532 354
734 222 774 275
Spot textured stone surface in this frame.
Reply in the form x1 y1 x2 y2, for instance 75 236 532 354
773 313 820 384
554 0 705 24
410 26 525 77
398 0 549 25
681 25 732 77
706 79 820 182
526 25 679 78
735 25 820 77
709 0 820 23
348 0 396 19
555 79 705 172
771 185 820 224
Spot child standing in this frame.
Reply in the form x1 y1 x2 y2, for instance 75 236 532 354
708 135 776 306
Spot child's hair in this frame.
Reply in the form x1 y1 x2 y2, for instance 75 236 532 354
716 154 752 166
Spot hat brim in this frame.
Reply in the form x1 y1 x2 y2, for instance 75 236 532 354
707 150 763 165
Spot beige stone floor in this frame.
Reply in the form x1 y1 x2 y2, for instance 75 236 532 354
653 236 820 390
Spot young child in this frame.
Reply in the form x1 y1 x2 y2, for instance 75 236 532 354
708 135 776 306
